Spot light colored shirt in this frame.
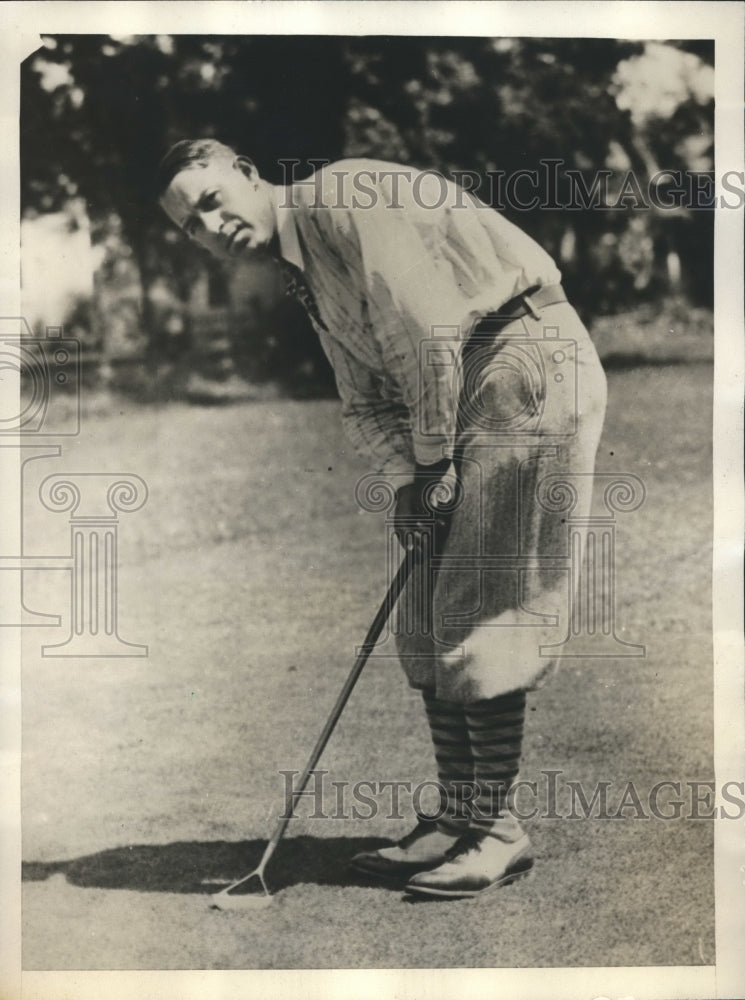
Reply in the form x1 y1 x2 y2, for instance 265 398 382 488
273 159 561 482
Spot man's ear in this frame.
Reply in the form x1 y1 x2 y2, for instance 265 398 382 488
234 156 259 182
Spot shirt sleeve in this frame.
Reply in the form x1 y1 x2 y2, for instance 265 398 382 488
344 171 468 470
316 325 417 483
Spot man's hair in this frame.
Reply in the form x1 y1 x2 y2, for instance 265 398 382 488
155 138 239 199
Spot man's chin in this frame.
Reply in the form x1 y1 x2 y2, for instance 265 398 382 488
230 237 273 261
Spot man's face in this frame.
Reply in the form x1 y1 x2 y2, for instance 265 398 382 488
160 156 278 261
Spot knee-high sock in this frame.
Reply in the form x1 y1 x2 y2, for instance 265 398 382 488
464 690 526 829
422 690 474 831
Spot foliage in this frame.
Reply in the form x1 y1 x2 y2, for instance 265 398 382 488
21 35 714 383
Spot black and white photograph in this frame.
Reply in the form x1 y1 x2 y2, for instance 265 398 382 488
2 2 743 998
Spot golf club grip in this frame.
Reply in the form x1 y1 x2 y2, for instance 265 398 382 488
266 552 414 852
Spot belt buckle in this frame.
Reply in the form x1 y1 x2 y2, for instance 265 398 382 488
522 292 542 321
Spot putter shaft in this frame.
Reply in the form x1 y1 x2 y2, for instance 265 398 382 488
213 552 414 906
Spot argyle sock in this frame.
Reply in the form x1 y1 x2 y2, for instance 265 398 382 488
464 690 527 832
422 689 475 832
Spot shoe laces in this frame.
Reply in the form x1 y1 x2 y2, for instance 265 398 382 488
444 829 487 860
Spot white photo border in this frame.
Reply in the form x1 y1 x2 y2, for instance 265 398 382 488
2 3 742 999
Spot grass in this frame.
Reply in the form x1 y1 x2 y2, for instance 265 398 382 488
20 359 714 970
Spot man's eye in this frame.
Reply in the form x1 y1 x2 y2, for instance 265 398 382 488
201 191 220 210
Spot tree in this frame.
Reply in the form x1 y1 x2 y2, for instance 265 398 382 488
21 34 714 383
21 35 349 347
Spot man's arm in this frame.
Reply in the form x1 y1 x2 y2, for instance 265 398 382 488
338 168 468 546
317 329 456 549
343 170 464 470
316 326 416 481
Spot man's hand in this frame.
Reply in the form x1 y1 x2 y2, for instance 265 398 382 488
393 459 459 553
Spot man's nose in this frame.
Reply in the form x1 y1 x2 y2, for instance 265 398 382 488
201 211 223 236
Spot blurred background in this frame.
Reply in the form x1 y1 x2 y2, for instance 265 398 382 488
20 35 714 403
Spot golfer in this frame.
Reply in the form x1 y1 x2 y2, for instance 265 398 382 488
157 140 607 898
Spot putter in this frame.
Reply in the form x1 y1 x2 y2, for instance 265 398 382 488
210 548 415 910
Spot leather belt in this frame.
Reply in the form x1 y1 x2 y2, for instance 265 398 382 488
473 283 567 333
460 283 567 367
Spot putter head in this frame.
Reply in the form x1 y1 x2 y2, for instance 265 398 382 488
210 870 273 911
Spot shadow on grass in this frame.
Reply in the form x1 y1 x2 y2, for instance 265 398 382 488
22 835 395 895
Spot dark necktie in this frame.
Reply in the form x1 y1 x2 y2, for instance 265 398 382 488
279 259 328 332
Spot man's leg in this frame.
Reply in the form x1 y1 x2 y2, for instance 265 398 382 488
349 689 472 881
465 690 526 830
405 302 604 896
421 688 475 831
406 690 534 897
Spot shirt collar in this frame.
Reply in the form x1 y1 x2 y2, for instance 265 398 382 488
272 185 305 271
